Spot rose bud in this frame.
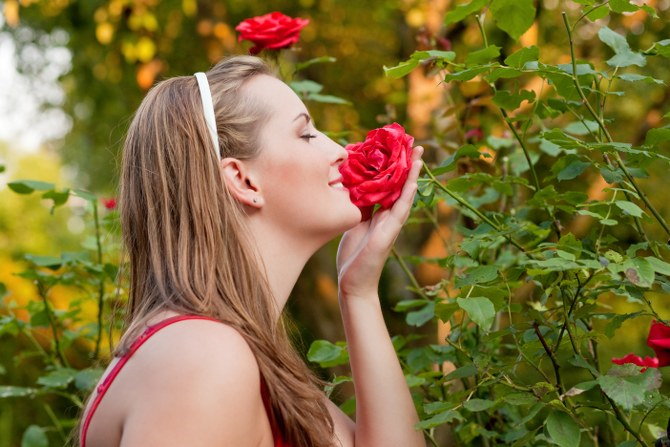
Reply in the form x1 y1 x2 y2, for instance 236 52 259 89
235 11 310 55
102 197 117 210
338 122 415 221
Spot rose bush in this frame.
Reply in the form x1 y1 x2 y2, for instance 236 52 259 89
235 11 310 55
338 122 415 221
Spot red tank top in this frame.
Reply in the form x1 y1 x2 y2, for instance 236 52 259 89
79 314 290 447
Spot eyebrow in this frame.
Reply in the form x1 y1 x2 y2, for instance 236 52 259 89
293 112 311 124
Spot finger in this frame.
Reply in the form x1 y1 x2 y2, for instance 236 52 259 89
389 151 423 222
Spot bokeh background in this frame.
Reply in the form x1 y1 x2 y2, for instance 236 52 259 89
1 0 669 445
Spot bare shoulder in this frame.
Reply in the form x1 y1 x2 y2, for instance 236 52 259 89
119 319 265 446
323 394 356 447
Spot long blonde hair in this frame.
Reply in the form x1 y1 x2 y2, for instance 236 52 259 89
72 55 335 447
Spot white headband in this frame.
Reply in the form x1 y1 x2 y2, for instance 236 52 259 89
194 72 221 160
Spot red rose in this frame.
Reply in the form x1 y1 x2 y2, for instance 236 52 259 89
647 320 670 367
338 122 415 221
235 12 310 55
102 197 117 210
611 353 659 372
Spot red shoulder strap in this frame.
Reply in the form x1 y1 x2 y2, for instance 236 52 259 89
260 375 290 447
79 314 220 447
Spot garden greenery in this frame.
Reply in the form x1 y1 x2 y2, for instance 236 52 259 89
2 1 670 446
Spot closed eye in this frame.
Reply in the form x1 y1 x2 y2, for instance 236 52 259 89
301 133 317 141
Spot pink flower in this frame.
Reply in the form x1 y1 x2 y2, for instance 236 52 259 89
235 12 310 55
102 197 117 210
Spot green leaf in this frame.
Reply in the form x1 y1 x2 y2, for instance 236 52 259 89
0 386 37 398
294 56 336 72
597 365 662 410
615 200 644 217
598 26 646 67
466 45 501 66
444 66 490 81
416 409 464 429
444 0 488 25
289 80 323 94
624 258 655 288
587 4 610 20
445 364 478 381
644 127 670 146
492 89 535 110
406 302 435 327
609 0 639 13
433 144 486 175
7 180 54 194
457 265 498 286
74 368 104 392
383 58 419 79
21 425 48 447
37 368 77 389
645 256 670 276
557 160 590 181
490 0 536 40
307 93 351 105
464 398 495 411
457 297 496 330
546 411 581 447
307 340 349 367
504 45 539 69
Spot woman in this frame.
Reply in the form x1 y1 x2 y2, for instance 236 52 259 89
73 54 425 447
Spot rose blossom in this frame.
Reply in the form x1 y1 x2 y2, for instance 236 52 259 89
338 122 415 221
647 320 670 367
610 320 670 371
611 353 659 372
235 12 310 55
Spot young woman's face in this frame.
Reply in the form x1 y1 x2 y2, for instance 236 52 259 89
243 74 362 238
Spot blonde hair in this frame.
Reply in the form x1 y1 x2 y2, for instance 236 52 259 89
71 55 335 447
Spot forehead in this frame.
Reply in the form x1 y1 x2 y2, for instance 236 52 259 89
242 74 306 119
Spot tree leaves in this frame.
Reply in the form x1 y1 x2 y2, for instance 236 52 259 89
546 411 581 447
492 89 535 110
457 297 496 330
490 0 536 40
598 26 647 67
444 0 488 25
597 365 662 410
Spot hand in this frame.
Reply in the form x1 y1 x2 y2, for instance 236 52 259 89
336 145 424 300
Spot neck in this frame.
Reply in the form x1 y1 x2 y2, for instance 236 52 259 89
247 219 325 322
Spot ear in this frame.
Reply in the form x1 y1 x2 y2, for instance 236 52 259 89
219 157 263 208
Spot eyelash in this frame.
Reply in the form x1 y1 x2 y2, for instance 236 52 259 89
301 133 317 141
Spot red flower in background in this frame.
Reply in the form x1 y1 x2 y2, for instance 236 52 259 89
611 353 659 372
102 197 117 210
338 122 415 221
648 320 670 367
611 320 670 371
235 12 310 55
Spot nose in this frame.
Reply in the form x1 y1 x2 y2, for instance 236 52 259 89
330 136 348 164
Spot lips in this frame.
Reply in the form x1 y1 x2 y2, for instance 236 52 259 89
329 176 344 186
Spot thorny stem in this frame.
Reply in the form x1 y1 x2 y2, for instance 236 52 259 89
533 321 566 398
422 160 529 254
36 282 69 368
562 12 670 238
391 246 428 300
